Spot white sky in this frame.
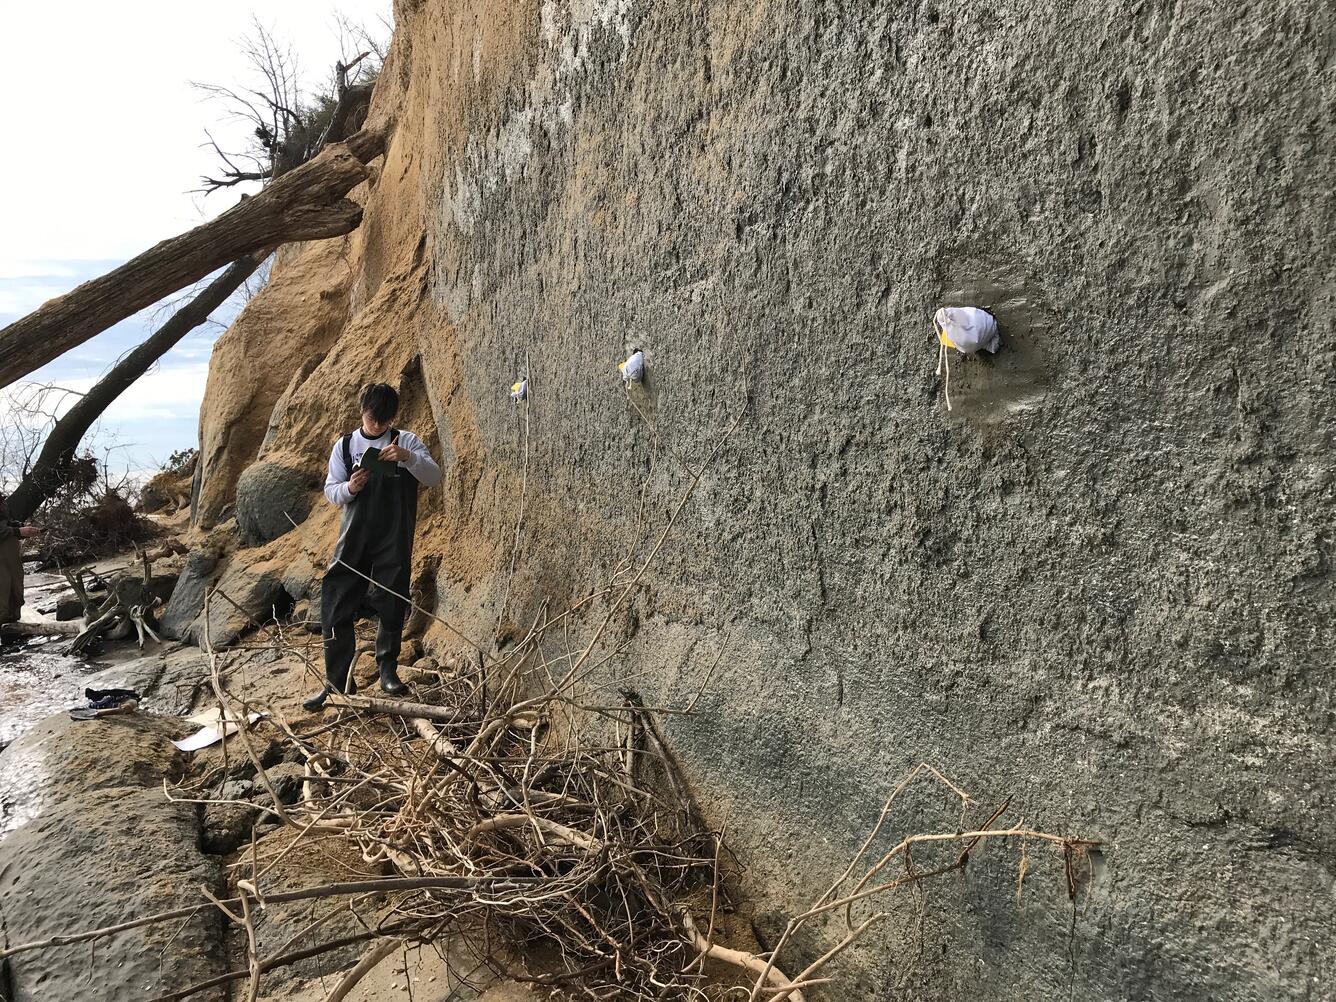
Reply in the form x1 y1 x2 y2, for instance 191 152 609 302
0 1 392 477
3 1 392 272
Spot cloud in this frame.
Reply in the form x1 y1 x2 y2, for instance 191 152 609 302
1 359 210 425
0 260 121 317
0 285 67 317
168 339 215 362
79 362 213 424
0 261 84 280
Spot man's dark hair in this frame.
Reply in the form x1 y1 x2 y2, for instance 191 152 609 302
359 383 399 423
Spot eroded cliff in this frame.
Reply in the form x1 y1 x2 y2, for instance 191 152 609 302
194 1 1336 997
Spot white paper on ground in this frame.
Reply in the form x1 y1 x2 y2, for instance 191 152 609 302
172 710 265 752
186 707 263 727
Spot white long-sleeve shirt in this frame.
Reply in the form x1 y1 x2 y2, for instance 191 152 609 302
323 428 442 506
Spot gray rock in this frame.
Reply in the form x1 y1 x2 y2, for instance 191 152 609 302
213 737 284 784
139 483 169 514
152 649 217 715
0 713 226 998
251 820 283 840
234 462 315 546
260 762 306 806
217 778 255 802
223 755 257 782
260 737 284 769
55 595 85 621
281 553 318 600
185 562 291 648
149 570 178 607
82 655 166 702
82 649 214 716
189 734 284 789
304 581 323 632
159 548 220 640
202 802 259 856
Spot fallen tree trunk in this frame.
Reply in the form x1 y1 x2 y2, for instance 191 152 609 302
0 127 387 389
6 253 267 522
0 620 83 637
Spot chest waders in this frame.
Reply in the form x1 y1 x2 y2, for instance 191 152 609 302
310 429 418 706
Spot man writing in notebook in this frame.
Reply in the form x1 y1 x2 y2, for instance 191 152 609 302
304 382 442 711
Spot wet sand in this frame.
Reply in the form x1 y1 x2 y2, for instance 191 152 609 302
0 560 145 747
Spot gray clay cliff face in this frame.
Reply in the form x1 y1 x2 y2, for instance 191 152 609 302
191 1 1335 998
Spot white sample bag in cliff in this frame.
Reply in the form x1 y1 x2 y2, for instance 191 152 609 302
619 350 644 383
933 306 1000 410
935 307 1000 355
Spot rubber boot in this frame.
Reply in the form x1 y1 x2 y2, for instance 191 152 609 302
375 614 407 696
302 671 357 711
302 687 331 712
307 625 359 711
379 664 408 696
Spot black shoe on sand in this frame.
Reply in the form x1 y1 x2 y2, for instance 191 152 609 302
302 687 333 712
379 667 408 697
303 675 356 711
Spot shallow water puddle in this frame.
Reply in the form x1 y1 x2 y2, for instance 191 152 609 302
0 566 105 748
0 644 99 747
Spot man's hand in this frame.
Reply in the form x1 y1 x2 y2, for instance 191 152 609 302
348 469 371 495
17 525 41 539
379 443 409 464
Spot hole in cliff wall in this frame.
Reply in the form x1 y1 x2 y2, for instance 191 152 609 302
267 590 296 624
1112 79 1133 122
935 270 1055 422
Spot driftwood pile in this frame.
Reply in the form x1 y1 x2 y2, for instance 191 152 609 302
62 548 167 652
0 547 169 650
192 588 747 1000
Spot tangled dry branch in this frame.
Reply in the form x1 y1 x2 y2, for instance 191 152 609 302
1 601 1098 998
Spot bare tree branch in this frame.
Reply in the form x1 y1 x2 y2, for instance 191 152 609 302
197 17 387 194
